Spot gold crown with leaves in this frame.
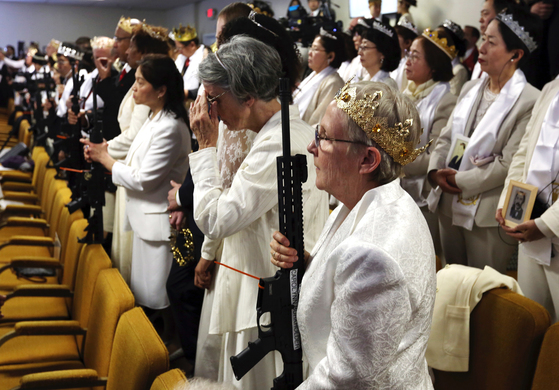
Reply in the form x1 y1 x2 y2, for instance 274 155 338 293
335 81 430 166
118 16 141 33
422 28 457 60
169 24 197 42
140 22 169 41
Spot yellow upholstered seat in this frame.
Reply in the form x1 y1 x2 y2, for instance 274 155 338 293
4 307 168 390
531 322 559 390
0 267 134 371
151 369 188 390
433 288 551 390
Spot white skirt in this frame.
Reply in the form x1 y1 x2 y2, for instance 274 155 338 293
130 231 173 309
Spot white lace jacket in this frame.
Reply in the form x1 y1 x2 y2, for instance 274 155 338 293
298 179 436 389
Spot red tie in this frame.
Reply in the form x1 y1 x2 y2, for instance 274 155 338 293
181 58 190 77
119 68 127 82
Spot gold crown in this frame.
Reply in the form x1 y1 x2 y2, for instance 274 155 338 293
335 81 430 166
422 28 457 60
118 16 140 33
140 22 169 41
169 24 197 42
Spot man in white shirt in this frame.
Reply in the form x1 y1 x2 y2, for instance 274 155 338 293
169 25 205 101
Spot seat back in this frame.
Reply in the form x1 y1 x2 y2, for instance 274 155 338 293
56 205 84 262
31 147 49 190
59 218 88 291
82 268 135 378
531 322 559 389
106 307 169 390
71 245 113 337
150 369 187 390
48 187 72 240
433 288 551 390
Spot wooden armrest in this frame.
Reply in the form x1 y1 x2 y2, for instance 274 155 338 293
0 236 54 250
3 205 43 216
0 171 32 183
0 182 34 192
2 192 38 203
7 284 72 299
0 320 86 348
13 369 106 390
0 217 48 230
0 171 33 183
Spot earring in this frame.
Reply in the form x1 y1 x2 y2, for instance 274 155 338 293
381 57 385 64
327 58 331 64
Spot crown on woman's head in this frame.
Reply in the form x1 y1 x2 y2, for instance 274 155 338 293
57 43 84 61
496 11 538 53
320 27 337 40
397 16 418 35
441 19 464 40
140 23 169 41
169 24 197 42
334 81 430 166
118 16 141 33
373 20 395 38
422 28 457 60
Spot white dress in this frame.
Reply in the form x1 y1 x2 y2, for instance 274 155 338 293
297 179 436 389
111 110 190 308
191 105 329 389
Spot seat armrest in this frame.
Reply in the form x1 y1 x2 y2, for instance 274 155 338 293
0 171 32 183
0 236 54 250
0 320 86 348
2 205 43 217
2 192 38 203
6 284 72 299
0 182 34 192
0 218 48 230
12 369 106 390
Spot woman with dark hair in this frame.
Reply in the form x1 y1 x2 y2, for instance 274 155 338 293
402 28 458 257
83 54 190 311
438 20 469 95
339 18 370 82
293 29 346 126
397 0 417 24
359 20 400 89
428 4 542 273
392 16 418 91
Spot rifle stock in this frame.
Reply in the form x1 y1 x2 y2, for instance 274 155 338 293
230 78 306 389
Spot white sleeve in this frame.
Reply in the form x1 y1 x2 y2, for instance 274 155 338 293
299 241 410 390
112 121 185 193
108 104 150 160
190 137 279 240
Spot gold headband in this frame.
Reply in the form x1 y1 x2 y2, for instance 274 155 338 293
169 24 197 42
422 28 457 60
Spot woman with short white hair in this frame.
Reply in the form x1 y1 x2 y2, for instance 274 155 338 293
189 35 328 389
271 81 436 389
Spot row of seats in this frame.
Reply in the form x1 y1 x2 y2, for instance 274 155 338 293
0 138 188 389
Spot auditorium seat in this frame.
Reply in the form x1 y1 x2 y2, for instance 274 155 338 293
0 268 134 388
531 322 559 390
433 288 551 390
4 307 168 390
151 369 188 390
0 222 103 324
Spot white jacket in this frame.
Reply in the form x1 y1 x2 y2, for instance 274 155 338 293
426 264 522 372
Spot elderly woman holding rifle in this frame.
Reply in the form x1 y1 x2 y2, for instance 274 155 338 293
271 81 436 389
189 35 328 389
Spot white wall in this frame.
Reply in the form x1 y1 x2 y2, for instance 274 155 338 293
0 1 168 49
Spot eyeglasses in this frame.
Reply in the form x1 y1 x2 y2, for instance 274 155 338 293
309 46 326 53
358 44 377 53
113 36 131 42
405 51 423 64
206 91 226 105
314 125 369 148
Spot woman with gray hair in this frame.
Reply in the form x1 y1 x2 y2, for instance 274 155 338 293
189 35 329 389
271 81 436 389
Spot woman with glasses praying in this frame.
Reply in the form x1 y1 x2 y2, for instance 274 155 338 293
358 19 400 90
428 4 542 273
189 35 328 389
401 28 457 257
293 29 346 126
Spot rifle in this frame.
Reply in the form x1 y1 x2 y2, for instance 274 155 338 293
230 78 307 389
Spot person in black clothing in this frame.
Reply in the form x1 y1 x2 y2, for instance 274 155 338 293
510 191 527 220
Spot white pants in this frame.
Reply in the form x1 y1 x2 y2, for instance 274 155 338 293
518 250 559 323
439 213 518 274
